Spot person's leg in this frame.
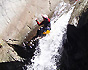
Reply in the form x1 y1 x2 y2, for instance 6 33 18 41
40 27 44 37
36 27 44 37
37 29 41 37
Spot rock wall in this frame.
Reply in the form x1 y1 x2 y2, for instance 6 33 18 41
0 0 62 44
0 0 70 62
69 0 88 26
60 0 88 70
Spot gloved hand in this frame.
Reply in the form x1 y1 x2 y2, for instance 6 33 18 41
35 18 38 22
35 18 39 25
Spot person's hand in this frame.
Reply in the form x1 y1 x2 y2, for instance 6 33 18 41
35 18 38 22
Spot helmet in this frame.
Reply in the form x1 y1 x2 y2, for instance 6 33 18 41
42 14 48 19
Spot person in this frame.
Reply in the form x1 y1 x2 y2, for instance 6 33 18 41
35 14 51 37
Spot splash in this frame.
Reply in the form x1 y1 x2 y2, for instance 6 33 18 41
27 2 74 70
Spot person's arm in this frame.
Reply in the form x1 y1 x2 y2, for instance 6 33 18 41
36 20 43 26
36 20 40 25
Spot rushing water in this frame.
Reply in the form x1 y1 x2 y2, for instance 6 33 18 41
27 1 74 70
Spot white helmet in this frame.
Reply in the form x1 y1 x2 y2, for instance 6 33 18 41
42 14 48 18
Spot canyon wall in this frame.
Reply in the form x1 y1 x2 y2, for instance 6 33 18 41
0 0 70 62
60 0 88 70
0 0 63 44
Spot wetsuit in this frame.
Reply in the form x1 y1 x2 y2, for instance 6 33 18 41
36 18 51 29
36 18 51 37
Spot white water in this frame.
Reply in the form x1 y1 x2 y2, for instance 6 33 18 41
27 2 74 70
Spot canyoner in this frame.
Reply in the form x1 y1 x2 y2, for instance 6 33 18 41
26 1 75 70
35 14 51 39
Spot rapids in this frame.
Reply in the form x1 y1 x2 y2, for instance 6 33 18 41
27 1 75 70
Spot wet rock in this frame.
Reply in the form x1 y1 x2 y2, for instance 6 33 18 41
0 61 27 70
60 5 88 70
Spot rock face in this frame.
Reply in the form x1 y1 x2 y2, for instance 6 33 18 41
69 0 88 26
60 0 88 70
0 0 70 62
0 61 27 70
0 0 63 44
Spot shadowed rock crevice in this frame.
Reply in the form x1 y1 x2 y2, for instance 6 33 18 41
0 38 39 70
0 61 27 70
60 8 88 70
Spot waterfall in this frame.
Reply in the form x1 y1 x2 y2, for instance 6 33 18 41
27 1 74 70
